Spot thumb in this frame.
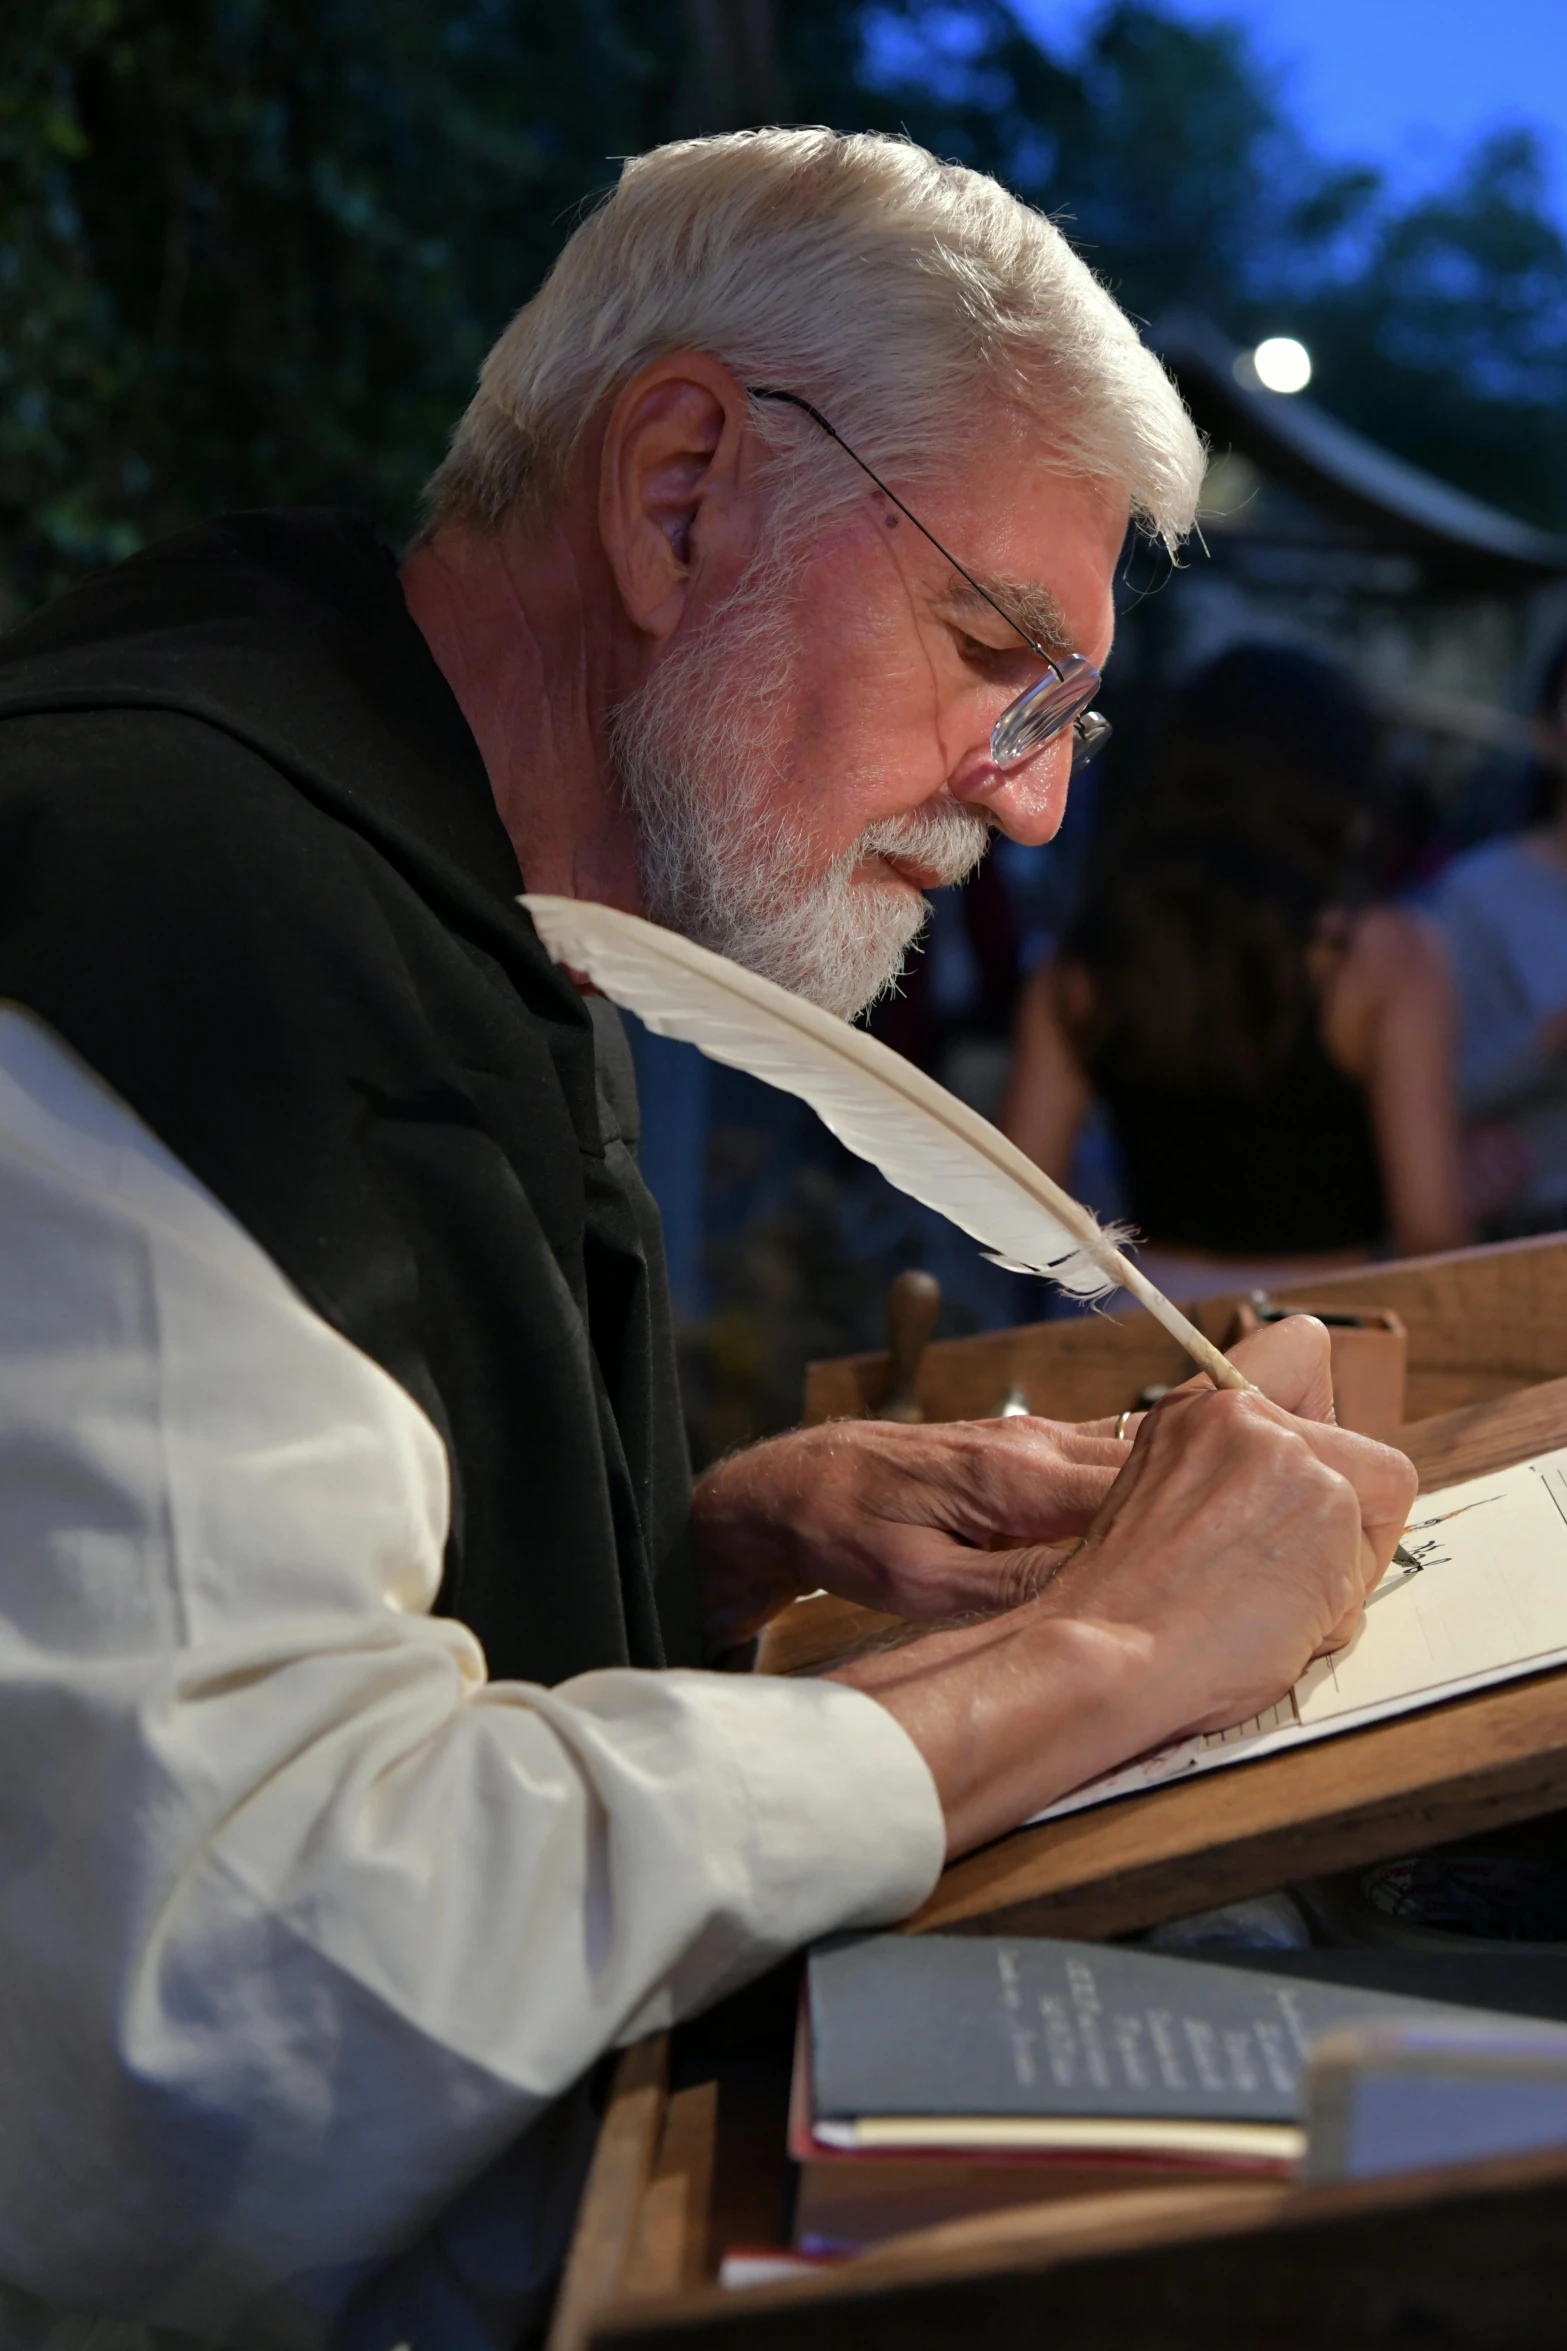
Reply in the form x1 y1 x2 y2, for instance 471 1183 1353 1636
1222 1314 1336 1425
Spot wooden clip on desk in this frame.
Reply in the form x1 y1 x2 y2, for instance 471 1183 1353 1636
551 1238 1567 2349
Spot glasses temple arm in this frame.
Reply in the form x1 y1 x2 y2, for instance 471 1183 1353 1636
746 387 1053 667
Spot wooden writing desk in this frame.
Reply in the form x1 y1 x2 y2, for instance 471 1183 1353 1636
550 1244 1567 2349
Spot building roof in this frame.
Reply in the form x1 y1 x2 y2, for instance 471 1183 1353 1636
1155 316 1567 586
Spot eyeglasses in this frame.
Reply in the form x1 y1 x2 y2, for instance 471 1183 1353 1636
748 388 1112 773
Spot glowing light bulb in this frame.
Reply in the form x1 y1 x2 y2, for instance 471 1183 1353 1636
1251 337 1312 395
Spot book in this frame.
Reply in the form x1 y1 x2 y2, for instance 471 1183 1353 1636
1034 1448 1567 1825
1303 2019 1567 2184
792 1933 1540 2250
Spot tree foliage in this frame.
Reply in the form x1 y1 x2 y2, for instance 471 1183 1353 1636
1302 131 1567 528
3 0 1565 617
1 0 689 610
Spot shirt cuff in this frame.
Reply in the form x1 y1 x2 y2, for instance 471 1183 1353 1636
717 1670 947 1938
560 1666 945 2035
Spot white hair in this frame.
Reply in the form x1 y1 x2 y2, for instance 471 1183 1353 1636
423 127 1204 548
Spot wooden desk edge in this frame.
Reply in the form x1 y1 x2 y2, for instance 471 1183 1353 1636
587 2140 1567 2344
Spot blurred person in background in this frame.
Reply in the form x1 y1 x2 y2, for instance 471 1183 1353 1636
1003 642 1467 1298
1433 636 1567 1239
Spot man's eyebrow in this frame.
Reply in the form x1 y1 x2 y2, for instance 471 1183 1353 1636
941 575 1077 659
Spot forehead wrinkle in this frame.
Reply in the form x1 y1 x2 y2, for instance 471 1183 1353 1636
942 574 1077 659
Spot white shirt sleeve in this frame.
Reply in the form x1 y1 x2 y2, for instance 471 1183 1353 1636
0 1005 944 2349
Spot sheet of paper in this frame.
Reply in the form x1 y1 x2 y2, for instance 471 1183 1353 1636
1031 1448 1567 1825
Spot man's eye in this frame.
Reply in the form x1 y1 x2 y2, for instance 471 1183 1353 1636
958 630 1033 674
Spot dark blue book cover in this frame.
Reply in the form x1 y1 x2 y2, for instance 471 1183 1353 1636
808 1935 1527 2128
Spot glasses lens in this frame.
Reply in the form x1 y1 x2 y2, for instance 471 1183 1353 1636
990 653 1100 769
1070 709 1112 772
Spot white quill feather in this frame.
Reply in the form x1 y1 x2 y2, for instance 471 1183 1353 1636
522 895 1243 1389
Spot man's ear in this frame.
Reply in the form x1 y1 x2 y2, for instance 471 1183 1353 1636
599 354 755 644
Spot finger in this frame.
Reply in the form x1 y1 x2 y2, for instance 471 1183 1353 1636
1312 1556 1378 1654
1076 1410 1143 1441
1312 1579 1376 1656
1183 1387 1415 1585
961 1417 1132 1466
1223 1315 1335 1423
1143 1315 1334 1425
1277 1418 1415 1585
1312 1614 1360 1658
944 1418 1131 1537
865 1524 1081 1619
980 1541 1080 1612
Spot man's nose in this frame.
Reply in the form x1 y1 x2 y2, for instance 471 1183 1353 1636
948 732 1074 847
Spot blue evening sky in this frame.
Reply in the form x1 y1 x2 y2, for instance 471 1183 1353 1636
1013 0 1567 227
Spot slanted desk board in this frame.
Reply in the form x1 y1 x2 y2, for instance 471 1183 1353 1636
550 1360 1567 2348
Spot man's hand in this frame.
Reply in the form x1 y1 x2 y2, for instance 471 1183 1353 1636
692 1311 1341 1649
1035 1374 1415 1727
828 1319 1416 1858
692 1415 1128 1650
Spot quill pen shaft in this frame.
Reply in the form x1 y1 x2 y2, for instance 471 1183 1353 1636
1105 1250 1250 1394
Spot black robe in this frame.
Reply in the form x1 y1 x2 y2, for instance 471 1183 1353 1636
0 509 703 1685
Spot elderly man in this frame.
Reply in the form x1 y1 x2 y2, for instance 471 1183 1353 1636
0 129 1411 2347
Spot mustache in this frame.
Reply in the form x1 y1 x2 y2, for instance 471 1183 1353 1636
850 800 993 889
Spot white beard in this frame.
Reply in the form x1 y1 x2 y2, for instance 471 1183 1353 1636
609 554 991 1021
